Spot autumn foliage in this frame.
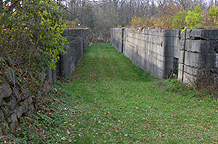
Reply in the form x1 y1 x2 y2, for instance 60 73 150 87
130 5 218 30
0 0 67 101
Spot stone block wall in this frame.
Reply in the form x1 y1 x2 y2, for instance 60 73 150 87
0 65 34 135
111 28 218 85
57 29 89 78
111 28 123 52
179 29 218 84
123 29 167 78
112 28 181 79
0 28 89 136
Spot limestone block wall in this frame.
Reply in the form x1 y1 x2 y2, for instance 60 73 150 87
179 29 218 84
123 29 166 78
57 28 89 78
0 64 34 135
0 28 89 136
111 28 218 85
111 28 181 79
111 28 123 52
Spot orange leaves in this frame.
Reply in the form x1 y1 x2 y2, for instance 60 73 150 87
30 84 35 92
4 29 9 33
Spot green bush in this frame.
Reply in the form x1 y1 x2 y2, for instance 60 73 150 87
185 5 204 29
172 10 187 29
208 6 218 26
0 0 68 96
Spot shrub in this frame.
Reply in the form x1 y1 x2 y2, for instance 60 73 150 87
185 5 204 29
129 5 217 30
207 6 218 27
172 9 188 29
0 0 67 98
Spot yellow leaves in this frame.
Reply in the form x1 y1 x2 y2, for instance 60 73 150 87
24 77 28 83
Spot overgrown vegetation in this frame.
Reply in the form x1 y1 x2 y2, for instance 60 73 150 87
0 0 67 102
130 5 218 30
7 43 218 143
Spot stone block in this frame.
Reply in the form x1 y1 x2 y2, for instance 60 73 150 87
179 50 185 64
200 40 215 54
186 29 201 39
157 69 165 79
186 29 218 40
178 63 184 71
201 30 218 40
186 40 215 53
184 65 198 76
185 40 201 52
157 54 165 62
157 60 165 71
165 29 180 37
199 54 216 67
178 40 185 50
178 69 183 80
8 113 18 132
183 72 196 86
184 52 200 67
8 97 17 111
0 76 12 98
15 105 24 118
1 106 10 117
173 46 179 59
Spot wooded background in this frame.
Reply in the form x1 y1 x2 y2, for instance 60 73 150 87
60 0 218 41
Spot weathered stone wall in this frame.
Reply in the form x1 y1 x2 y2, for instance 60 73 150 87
111 28 218 85
111 28 123 52
179 29 218 84
0 65 34 135
112 28 181 79
57 29 89 78
0 28 89 136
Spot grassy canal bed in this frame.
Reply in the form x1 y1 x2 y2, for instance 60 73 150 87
13 43 218 143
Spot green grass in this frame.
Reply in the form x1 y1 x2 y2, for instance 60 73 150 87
13 43 218 143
